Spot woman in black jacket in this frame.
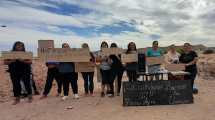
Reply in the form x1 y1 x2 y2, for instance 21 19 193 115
109 43 124 96
179 43 198 94
4 41 33 105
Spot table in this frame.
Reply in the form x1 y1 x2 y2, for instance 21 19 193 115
137 71 190 81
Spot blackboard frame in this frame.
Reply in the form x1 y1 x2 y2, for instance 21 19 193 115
123 80 193 106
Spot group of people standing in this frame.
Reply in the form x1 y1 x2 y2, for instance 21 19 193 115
3 40 198 105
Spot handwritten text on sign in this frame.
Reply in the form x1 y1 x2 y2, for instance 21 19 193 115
38 48 91 62
101 48 124 56
1 51 33 60
165 64 185 71
121 54 138 63
146 57 164 65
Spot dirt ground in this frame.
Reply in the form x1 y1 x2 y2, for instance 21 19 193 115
0 60 215 120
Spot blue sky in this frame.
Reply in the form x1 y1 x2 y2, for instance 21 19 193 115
0 0 215 52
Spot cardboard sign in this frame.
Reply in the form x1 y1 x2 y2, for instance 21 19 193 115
123 80 193 106
165 64 185 71
101 48 124 56
121 54 138 63
75 62 95 72
146 57 164 65
38 48 91 62
170 71 190 76
38 40 54 48
1 51 33 60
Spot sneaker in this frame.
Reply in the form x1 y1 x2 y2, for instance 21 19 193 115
101 92 105 97
108 93 114 98
62 96 68 101
74 94 79 99
12 98 20 105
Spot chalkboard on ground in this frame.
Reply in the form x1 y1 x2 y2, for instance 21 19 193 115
123 80 193 106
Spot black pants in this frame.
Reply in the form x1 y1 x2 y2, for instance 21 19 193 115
60 72 78 96
81 72 94 94
20 76 38 96
110 69 124 94
10 73 32 97
126 70 137 82
100 69 110 85
43 68 62 96
185 70 197 90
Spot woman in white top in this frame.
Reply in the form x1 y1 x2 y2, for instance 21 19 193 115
165 44 180 64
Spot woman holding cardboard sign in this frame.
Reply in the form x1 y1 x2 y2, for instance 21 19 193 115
109 43 124 96
81 43 95 96
179 43 198 94
125 42 138 82
146 41 163 80
59 43 79 100
165 44 180 64
4 41 33 105
98 41 112 97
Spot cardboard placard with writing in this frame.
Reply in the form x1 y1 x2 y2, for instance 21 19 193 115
101 48 124 56
146 57 164 65
38 40 54 49
121 54 138 63
38 48 91 62
1 51 33 60
75 62 95 72
165 64 185 71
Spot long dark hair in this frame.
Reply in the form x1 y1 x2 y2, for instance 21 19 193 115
12 41 25 51
100 41 108 49
126 42 137 53
110 43 117 48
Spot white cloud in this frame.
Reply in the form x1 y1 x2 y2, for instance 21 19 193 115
0 0 215 54
0 5 84 27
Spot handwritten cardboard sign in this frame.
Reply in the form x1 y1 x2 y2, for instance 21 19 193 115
75 62 95 72
146 57 164 65
38 48 91 62
165 64 185 71
38 40 54 49
101 48 124 56
121 54 138 63
1 51 33 60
